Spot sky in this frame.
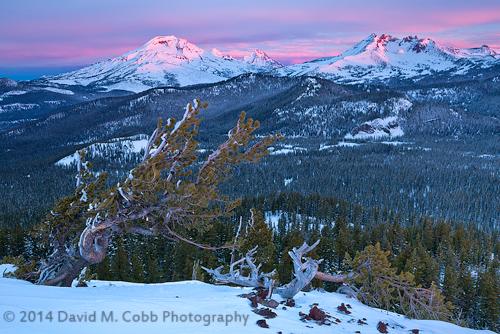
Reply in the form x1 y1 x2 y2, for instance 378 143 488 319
1 0 499 80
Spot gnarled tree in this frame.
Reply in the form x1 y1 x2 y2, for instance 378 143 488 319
204 239 346 298
204 241 452 321
34 100 280 286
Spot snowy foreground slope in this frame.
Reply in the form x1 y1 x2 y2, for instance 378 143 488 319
0 277 493 334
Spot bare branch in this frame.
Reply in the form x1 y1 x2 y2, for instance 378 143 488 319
202 246 275 289
275 240 321 298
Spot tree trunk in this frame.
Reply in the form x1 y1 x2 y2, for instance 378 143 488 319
38 227 110 287
37 252 88 287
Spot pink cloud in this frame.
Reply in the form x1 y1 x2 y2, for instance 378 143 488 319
1 1 499 73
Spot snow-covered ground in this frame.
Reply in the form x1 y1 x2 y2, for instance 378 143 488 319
269 145 307 155
345 116 403 140
0 276 493 334
55 135 149 166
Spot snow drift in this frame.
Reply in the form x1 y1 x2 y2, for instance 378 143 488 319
0 276 494 334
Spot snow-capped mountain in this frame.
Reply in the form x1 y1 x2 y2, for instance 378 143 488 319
244 49 283 69
41 34 499 92
47 36 281 93
280 33 499 83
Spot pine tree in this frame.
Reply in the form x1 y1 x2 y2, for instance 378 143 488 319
277 230 303 284
405 245 439 288
110 237 129 281
144 241 161 283
351 242 396 311
443 260 460 307
94 256 111 280
350 243 452 320
477 263 499 331
240 209 276 272
33 100 280 286
333 215 351 270
130 251 144 282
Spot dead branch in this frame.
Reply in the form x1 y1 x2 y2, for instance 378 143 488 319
202 246 275 289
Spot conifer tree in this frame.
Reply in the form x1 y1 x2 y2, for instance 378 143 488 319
240 209 276 272
110 237 129 281
404 245 439 288
144 243 161 283
277 230 303 284
33 100 280 286
333 215 351 269
477 263 499 331
130 251 144 282
94 255 111 281
349 243 452 320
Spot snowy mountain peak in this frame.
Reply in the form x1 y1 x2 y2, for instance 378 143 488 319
44 34 499 92
137 35 205 61
47 36 278 92
447 44 498 58
211 48 235 60
282 33 499 83
244 49 283 68
344 33 443 59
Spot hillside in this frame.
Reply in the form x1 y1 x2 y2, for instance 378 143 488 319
1 73 498 228
0 275 494 334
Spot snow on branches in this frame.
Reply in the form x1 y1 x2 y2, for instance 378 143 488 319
36 99 280 286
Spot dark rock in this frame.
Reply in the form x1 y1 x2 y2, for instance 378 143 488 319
337 303 352 314
309 306 326 321
358 319 367 325
253 308 277 319
256 288 270 299
261 299 279 309
285 299 296 307
256 319 269 328
411 330 420 334
377 321 389 333
248 295 259 308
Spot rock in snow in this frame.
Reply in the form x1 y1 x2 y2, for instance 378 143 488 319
0 277 494 334
345 116 404 140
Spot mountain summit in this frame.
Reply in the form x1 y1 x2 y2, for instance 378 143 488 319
281 33 499 83
46 34 499 92
244 49 283 68
48 36 280 92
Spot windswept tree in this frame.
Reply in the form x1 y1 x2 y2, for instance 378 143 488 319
204 240 453 321
33 100 280 286
348 243 452 320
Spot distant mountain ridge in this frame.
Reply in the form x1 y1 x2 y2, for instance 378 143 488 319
280 33 499 83
33 33 500 92
45 36 282 93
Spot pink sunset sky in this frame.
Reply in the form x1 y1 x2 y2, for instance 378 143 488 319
1 0 499 79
